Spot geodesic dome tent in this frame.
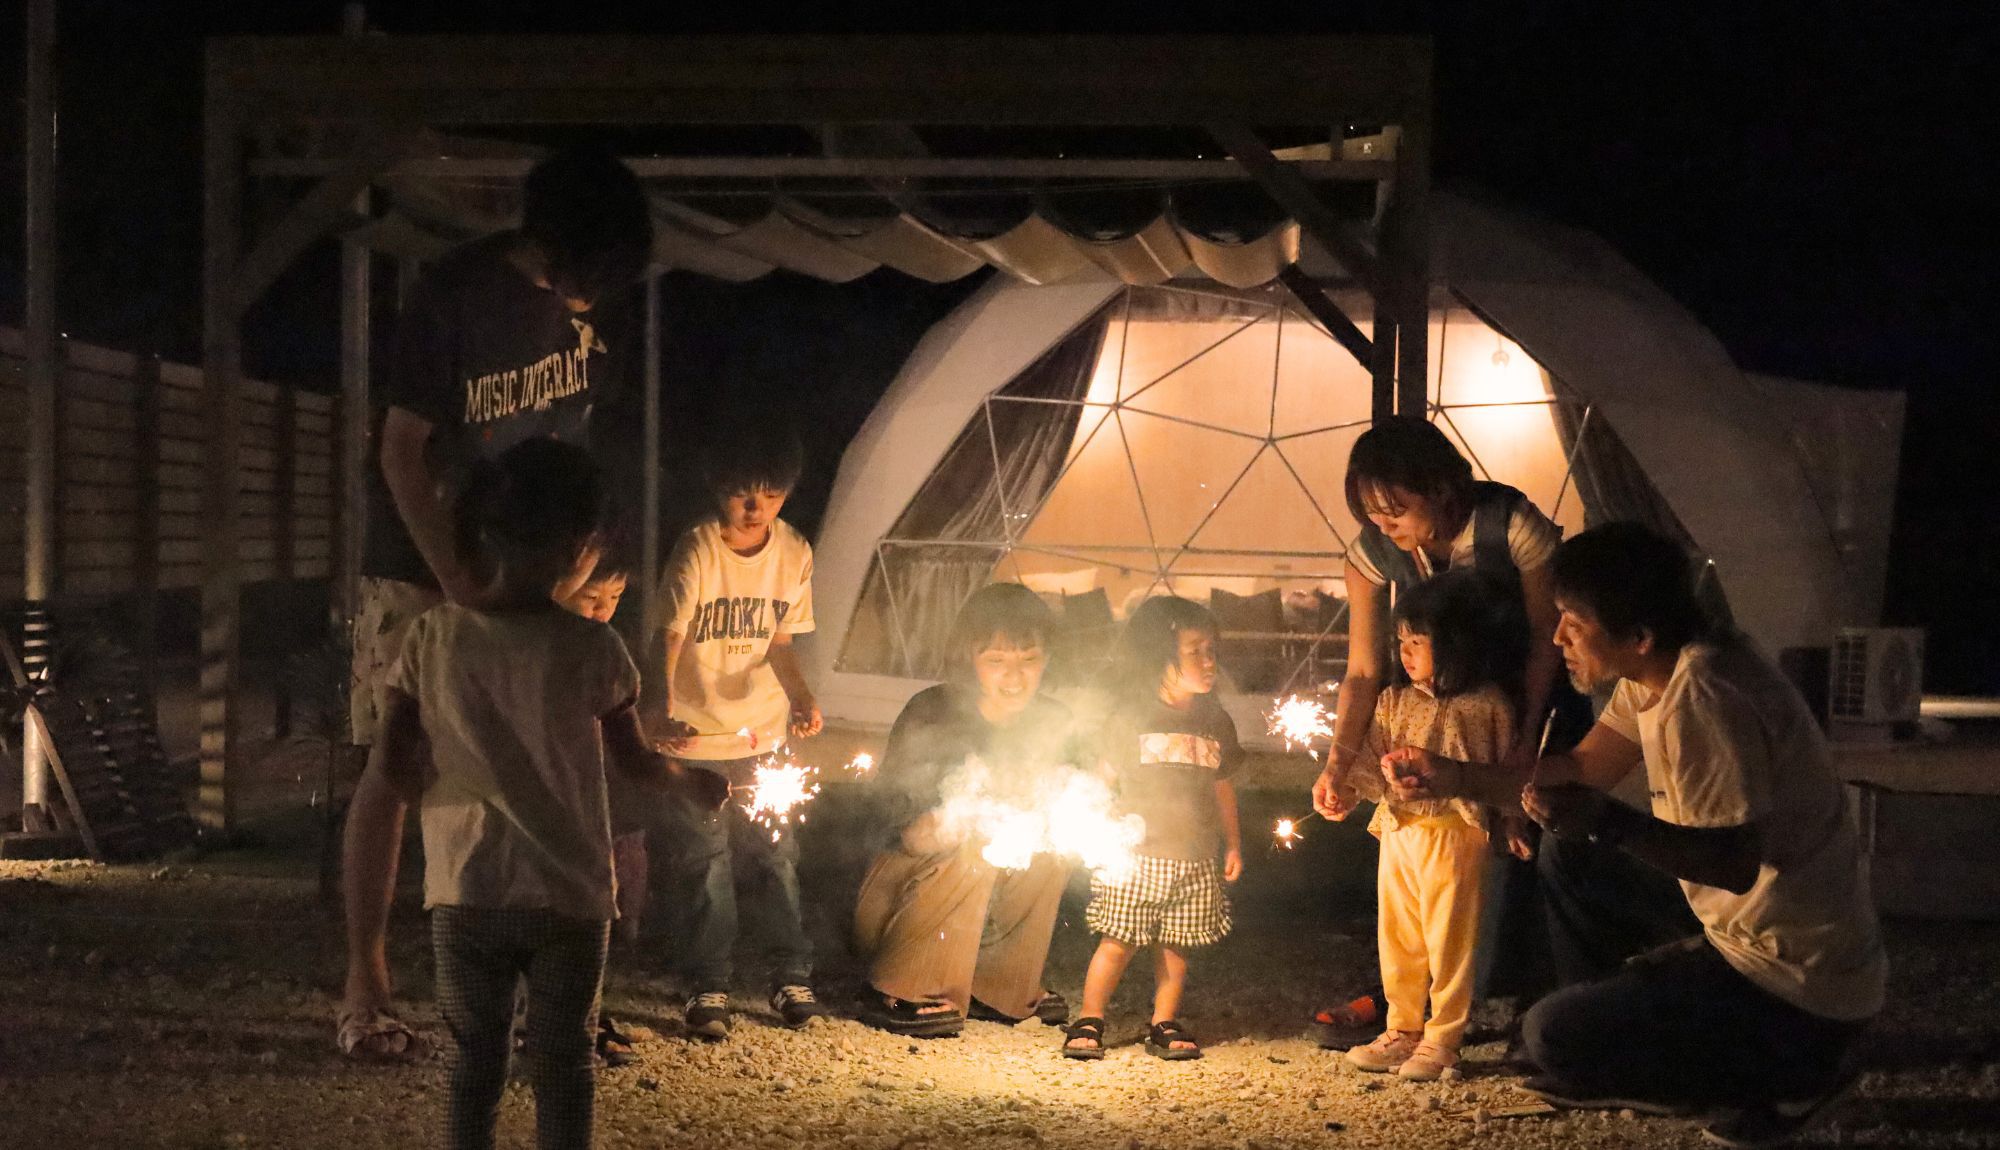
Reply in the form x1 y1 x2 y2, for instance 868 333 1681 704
807 193 1905 736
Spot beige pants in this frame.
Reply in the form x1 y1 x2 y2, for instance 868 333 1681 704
347 576 443 746
1378 814 1491 1049
853 842 1069 1019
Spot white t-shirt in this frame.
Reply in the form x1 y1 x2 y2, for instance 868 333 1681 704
658 518 816 761
389 604 640 921
1345 502 1562 586
1599 636 1886 1021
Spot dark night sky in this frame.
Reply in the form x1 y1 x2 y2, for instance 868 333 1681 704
1 2 1991 692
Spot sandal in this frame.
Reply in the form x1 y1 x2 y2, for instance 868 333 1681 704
968 991 1070 1025
596 1015 638 1068
859 993 963 1038
1146 1019 1202 1061
1312 992 1382 1051
1061 1016 1107 1060
336 1007 426 1063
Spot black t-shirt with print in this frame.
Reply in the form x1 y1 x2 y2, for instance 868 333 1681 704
872 685 1083 851
1102 693 1242 860
362 232 627 586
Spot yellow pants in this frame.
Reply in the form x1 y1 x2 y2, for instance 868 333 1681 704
1377 815 1490 1048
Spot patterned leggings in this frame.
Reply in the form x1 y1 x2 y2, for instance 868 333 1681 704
432 907 610 1150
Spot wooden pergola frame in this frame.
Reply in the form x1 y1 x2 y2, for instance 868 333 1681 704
187 33 1433 828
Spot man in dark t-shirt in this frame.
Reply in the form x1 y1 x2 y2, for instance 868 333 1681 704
338 149 653 1061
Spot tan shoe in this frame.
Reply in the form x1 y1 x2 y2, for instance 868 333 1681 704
1396 1040 1460 1081
1345 1029 1422 1072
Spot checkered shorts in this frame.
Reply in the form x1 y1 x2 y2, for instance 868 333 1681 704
1086 855 1231 949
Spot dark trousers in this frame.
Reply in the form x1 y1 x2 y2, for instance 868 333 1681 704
1537 831 1702 987
651 776 811 990
432 906 610 1150
1522 936 1864 1108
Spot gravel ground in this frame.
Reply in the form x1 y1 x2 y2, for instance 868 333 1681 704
4 796 2000 1150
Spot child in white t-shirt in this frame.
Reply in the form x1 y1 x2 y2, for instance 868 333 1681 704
344 437 724 1150
650 423 825 1037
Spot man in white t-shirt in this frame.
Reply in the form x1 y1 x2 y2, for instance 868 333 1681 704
647 423 825 1039
1379 524 1885 1148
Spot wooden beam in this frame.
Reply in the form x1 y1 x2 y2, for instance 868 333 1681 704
1276 264 1373 370
1385 112 1432 418
134 354 163 687
198 102 246 832
249 154 1395 183
336 195 370 629
22 0 57 820
208 35 1431 126
639 275 662 646
1207 122 1380 295
230 127 421 318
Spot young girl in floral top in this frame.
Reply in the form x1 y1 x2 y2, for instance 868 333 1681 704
1326 570 1521 1080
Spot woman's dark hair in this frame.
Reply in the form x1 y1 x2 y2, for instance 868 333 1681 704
453 437 606 588
1393 570 1524 700
521 149 653 302
1552 522 1709 652
1343 416 1476 530
1117 595 1217 697
701 418 805 497
946 583 1055 682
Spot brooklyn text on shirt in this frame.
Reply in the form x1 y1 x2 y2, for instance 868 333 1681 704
690 596 794 648
462 320 605 424
1137 732 1224 770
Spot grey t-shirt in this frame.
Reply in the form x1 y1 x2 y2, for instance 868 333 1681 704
389 603 640 921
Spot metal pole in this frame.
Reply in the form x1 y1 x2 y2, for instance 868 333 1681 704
337 195 370 628
21 0 58 818
640 273 663 640
197 98 245 831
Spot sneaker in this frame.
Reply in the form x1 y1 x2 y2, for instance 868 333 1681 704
1396 1040 1459 1081
685 991 731 1040
770 984 828 1029
1345 1029 1422 1073
1700 1074 1858 1148
1519 1074 1699 1117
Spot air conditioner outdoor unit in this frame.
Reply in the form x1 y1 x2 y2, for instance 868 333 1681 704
1829 627 1924 725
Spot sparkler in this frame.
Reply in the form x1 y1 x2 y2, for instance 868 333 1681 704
739 754 821 843
937 760 1144 882
1272 817 1304 849
844 751 877 777
1266 694 1335 758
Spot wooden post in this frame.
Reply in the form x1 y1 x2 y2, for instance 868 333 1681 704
133 354 163 687
640 273 663 643
272 384 297 739
198 98 246 831
1385 109 1432 419
21 0 58 820
337 197 371 630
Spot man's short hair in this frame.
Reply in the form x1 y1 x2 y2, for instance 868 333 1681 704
1552 522 1709 651
521 149 653 301
701 420 804 496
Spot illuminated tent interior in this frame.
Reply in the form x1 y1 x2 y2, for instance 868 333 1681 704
807 193 1906 739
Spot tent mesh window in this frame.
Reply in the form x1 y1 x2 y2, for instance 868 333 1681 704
841 284 1725 695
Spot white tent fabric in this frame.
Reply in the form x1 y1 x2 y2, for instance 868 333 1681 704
807 194 1903 731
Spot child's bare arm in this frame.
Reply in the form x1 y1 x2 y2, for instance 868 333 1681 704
657 630 695 746
343 689 423 1008
1214 777 1243 882
604 700 728 807
766 635 823 738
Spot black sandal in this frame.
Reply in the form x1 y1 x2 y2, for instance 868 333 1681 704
859 993 963 1038
1146 1019 1202 1061
1061 1016 1107 1060
968 991 1070 1026
596 1015 638 1068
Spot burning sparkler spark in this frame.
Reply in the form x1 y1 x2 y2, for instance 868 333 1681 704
845 751 877 776
1273 817 1303 849
937 761 1144 882
1267 695 1335 757
740 756 820 840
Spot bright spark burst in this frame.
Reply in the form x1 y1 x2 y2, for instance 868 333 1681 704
1273 817 1303 849
740 756 820 836
938 760 1144 883
1267 694 1335 756
845 751 877 776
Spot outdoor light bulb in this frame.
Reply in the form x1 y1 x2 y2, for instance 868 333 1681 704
1491 343 1512 368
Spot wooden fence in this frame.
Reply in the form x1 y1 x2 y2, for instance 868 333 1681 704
1 327 336 602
